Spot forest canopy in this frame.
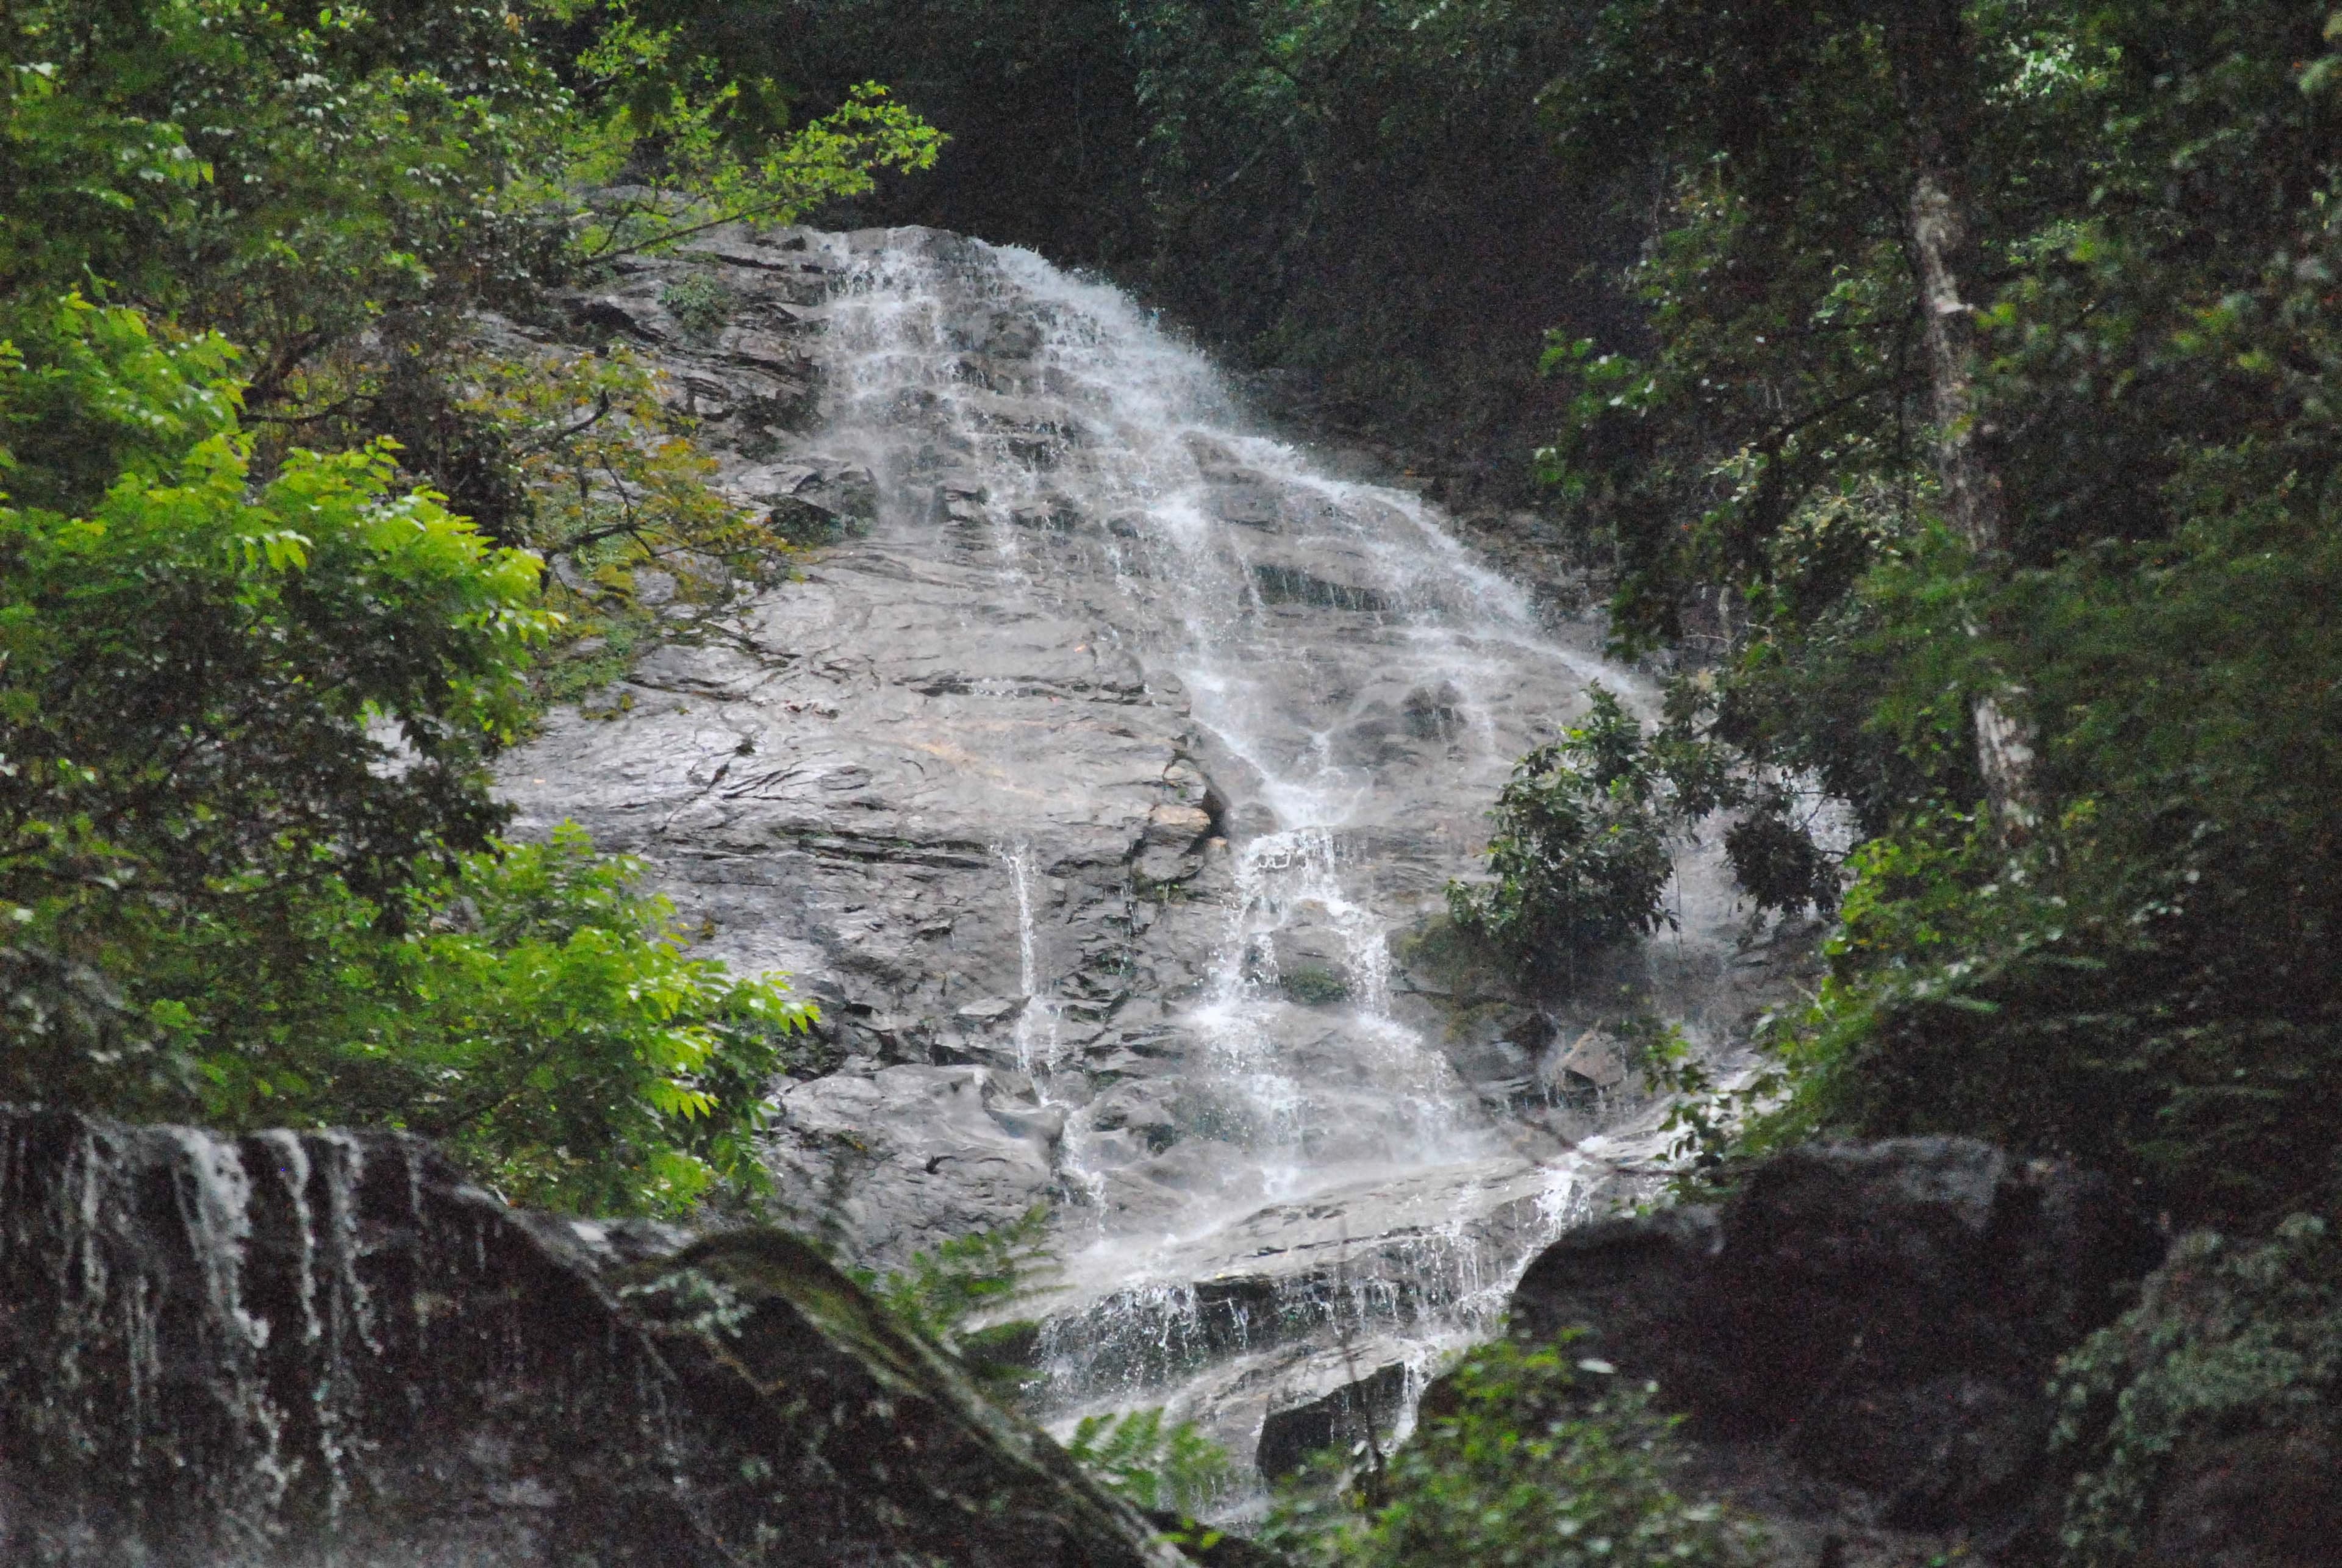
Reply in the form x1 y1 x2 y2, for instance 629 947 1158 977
0 0 945 1212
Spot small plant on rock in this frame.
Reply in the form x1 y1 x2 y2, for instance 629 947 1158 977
659 273 738 339
851 1206 1057 1398
2052 1214 2342 1567
1062 1406 1236 1520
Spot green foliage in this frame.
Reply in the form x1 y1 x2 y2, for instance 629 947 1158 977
1531 1 2342 1237
2052 1215 2342 1567
1115 0 1616 454
0 299 550 1108
846 1206 1056 1398
0 310 808 1212
854 1204 1056 1347
658 272 739 339
4 0 578 401
1747 482 2342 1225
458 342 786 617
556 20 944 263
310 824 817 1215
1447 687 1677 989
0 293 243 514
1281 962 1351 1006
1061 1406 1236 1520
1261 1341 1740 1568
0 256 815 1219
1 0 939 574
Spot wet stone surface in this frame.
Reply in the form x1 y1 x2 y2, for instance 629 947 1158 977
0 1107 1183 1567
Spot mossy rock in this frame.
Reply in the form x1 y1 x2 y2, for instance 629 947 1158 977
1280 962 1350 1006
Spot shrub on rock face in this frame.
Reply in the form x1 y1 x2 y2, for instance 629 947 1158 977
2053 1214 2342 1568
1263 1341 1741 1568
1447 687 1677 990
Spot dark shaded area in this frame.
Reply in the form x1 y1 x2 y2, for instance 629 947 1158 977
1255 1362 1408 1480
643 0 1633 483
1508 1138 2165 1543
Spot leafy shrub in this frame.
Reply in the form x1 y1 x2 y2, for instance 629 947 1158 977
1747 490 2342 1228
0 294 828 1217
328 824 819 1216
855 1205 1056 1345
0 298 548 1114
2052 1214 2342 1567
1447 687 1677 989
1262 1341 1742 1568
1062 1407 1236 1520
659 273 739 339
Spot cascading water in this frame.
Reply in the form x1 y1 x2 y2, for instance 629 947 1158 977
776 229 1741 1479
0 225 1769 1563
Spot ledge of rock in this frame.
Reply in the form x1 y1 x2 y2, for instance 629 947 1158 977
0 1106 1184 1567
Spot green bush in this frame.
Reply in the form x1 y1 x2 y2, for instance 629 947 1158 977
1263 1340 1742 1568
0 301 816 1215
1447 688 1677 990
2052 1214 2342 1567
659 273 739 340
319 825 819 1217
0 297 547 1114
854 1204 1054 1342
1749 489 2342 1227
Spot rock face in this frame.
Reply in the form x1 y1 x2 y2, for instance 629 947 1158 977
0 1106 1183 1567
1508 1138 2164 1561
496 224 1802 1481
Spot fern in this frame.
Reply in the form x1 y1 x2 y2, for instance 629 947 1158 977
1063 1407 1235 1518
852 1205 1056 1347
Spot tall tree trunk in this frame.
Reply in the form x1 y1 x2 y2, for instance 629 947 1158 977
1888 5 2040 836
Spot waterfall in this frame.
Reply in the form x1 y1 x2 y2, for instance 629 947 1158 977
778 229 1733 1473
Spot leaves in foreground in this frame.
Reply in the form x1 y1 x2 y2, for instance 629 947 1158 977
1262 1341 1742 1568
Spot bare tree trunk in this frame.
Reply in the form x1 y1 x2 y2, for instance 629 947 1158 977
1891 10 2041 836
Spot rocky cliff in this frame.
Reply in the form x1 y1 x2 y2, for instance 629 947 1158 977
0 1105 1186 1567
1504 1137 2168 1567
493 224 1811 1477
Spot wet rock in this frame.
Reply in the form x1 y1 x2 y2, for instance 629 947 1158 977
1089 1079 1186 1155
1553 1028 1627 1089
569 292 669 342
499 224 1773 1486
0 1106 1183 1568
958 994 1027 1025
1266 915 1353 1005
1507 1137 2163 1541
1400 681 1468 742
764 1066 1063 1261
1509 1204 1722 1373
1255 1362 1408 1478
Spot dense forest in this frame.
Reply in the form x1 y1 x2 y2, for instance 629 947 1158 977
4 1 2340 1564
